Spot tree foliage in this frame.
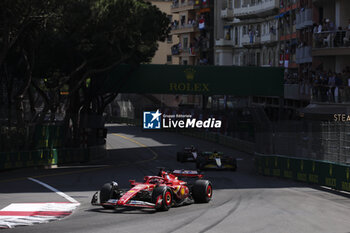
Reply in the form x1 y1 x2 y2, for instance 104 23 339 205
0 0 170 150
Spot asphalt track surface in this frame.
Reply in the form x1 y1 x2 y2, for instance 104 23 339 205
2 124 350 232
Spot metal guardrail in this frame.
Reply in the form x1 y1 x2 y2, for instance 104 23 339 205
314 30 350 48
255 153 350 192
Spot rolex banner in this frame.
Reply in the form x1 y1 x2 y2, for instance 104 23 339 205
102 64 284 96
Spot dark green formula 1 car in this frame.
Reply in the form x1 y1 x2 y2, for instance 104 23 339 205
196 151 237 171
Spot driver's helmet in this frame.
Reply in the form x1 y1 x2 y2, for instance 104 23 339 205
211 150 219 158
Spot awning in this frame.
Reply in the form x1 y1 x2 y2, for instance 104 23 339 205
199 8 210 13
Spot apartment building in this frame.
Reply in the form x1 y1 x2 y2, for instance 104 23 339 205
215 0 280 67
148 0 180 65
311 0 350 73
170 0 214 65
278 0 298 73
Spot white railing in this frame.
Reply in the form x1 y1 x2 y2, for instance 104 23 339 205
241 35 251 45
171 0 196 9
296 8 313 30
172 23 197 31
221 8 234 18
234 0 278 17
215 39 234 46
261 33 278 43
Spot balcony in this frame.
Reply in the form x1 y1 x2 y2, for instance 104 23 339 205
171 0 199 13
221 8 234 19
260 33 278 44
313 30 350 56
215 39 234 47
311 85 350 103
172 45 198 57
296 46 312 64
296 8 313 30
284 84 311 101
170 24 197 35
234 0 279 19
242 36 261 48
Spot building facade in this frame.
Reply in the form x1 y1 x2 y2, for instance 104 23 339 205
215 0 280 67
170 0 214 65
148 0 180 65
311 0 350 73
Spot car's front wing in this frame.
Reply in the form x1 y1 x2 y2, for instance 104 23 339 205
91 191 157 209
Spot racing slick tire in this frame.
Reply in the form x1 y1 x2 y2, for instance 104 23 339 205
152 186 173 211
177 152 184 163
100 182 118 209
192 180 212 203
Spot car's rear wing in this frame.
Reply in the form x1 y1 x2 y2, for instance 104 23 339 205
172 169 203 178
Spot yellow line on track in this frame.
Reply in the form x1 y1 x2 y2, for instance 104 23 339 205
111 133 159 163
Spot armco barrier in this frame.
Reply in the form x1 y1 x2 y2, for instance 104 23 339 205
255 153 350 192
0 145 106 171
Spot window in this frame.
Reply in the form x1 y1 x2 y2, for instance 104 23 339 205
183 60 188 65
167 35 172 43
183 37 188 49
167 55 172 63
243 26 247 35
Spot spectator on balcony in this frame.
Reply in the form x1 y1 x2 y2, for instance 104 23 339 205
181 17 185 26
327 72 336 102
225 32 230 40
335 73 343 103
198 16 205 30
270 26 276 35
342 69 350 102
249 29 254 43
320 72 329 102
172 20 179 30
334 27 346 47
328 20 336 32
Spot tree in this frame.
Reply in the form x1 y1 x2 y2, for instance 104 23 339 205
0 0 170 150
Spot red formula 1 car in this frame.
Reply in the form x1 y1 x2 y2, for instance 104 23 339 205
91 169 212 211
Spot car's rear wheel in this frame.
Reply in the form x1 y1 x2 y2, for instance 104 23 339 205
192 180 212 203
152 186 172 211
100 182 118 209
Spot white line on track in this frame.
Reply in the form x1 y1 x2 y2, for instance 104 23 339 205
52 165 110 169
0 179 80 229
28 177 79 203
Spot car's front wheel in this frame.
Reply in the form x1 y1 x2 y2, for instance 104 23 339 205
152 186 173 211
100 182 119 209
